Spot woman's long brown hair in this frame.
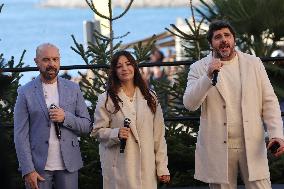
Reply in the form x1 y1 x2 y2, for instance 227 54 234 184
105 50 157 114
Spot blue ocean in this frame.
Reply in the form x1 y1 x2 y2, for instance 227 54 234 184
0 0 189 84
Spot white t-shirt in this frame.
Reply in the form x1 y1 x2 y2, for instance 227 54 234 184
42 81 65 170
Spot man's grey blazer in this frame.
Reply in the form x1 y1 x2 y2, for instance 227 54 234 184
14 76 92 176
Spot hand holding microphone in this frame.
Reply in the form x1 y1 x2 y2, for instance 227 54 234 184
49 104 64 139
208 51 223 86
119 118 131 153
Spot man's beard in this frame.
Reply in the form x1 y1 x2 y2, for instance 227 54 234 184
216 42 235 59
40 67 59 81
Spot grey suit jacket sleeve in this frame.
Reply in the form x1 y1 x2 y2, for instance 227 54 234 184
14 88 35 176
62 84 92 134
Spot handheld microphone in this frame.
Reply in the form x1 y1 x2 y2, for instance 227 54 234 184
212 70 219 86
211 50 221 86
49 104 62 140
120 118 131 153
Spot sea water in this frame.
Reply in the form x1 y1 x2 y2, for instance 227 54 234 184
0 0 189 84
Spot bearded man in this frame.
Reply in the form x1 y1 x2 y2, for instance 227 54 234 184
14 43 92 189
183 20 284 189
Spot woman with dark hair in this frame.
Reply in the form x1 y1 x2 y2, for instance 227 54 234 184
91 50 170 189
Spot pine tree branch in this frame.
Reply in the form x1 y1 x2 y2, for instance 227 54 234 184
184 18 195 34
133 35 156 63
7 56 14 68
0 4 4 13
169 24 192 39
71 35 89 64
112 0 134 21
197 0 218 20
108 0 114 57
93 30 111 41
113 32 130 40
165 26 189 40
18 50 26 67
189 0 196 30
85 0 110 20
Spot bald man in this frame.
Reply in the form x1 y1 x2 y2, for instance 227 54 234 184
14 43 92 189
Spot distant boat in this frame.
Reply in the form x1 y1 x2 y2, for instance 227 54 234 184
40 0 210 8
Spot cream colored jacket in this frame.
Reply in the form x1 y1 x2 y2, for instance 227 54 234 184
91 88 169 189
183 50 284 183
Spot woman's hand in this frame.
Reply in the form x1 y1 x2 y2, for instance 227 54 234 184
118 127 130 140
158 175 170 184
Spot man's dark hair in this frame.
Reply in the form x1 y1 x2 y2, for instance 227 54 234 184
206 20 236 44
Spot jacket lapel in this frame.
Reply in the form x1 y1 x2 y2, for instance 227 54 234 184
57 77 66 108
206 54 227 102
118 88 140 143
215 72 227 102
237 51 249 105
135 88 147 134
34 76 49 120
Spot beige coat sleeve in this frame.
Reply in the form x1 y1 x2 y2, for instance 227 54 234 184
90 93 120 147
183 60 213 111
153 102 170 176
257 59 284 139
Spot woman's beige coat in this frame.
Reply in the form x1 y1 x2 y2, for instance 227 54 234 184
91 88 170 189
183 51 283 183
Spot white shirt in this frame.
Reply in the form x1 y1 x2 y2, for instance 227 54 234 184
121 88 138 130
42 81 65 170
